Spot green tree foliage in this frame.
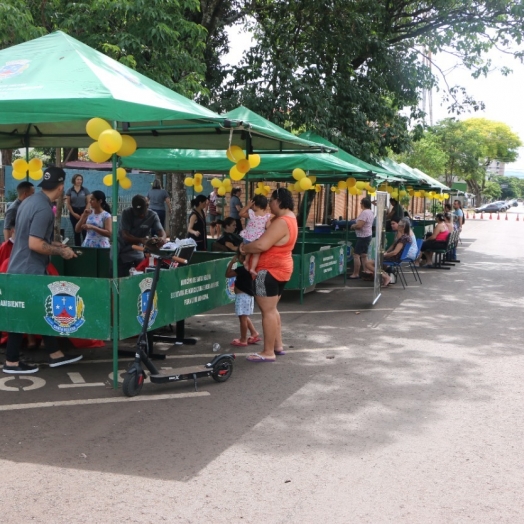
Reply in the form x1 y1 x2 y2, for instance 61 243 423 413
483 180 502 201
1 0 208 98
393 134 449 180
215 1 524 161
492 175 522 199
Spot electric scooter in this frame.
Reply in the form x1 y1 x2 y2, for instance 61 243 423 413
122 239 235 397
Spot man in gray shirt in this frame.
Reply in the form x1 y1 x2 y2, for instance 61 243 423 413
4 167 83 375
2 181 34 241
117 194 166 277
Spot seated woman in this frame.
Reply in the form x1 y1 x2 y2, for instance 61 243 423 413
75 190 112 248
417 213 449 267
211 217 243 252
364 218 412 285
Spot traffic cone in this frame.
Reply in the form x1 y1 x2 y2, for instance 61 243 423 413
481 212 484 219
497 212 500 220
473 212 476 219
490 213 492 220
505 213 508 221
517 214 520 222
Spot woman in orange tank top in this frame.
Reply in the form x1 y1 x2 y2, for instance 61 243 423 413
240 188 298 362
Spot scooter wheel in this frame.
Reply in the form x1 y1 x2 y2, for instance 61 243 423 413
212 358 233 383
122 371 145 397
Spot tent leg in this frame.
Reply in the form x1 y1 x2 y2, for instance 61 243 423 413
111 138 120 390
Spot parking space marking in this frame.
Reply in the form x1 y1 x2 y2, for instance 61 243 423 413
58 372 105 389
197 308 394 317
0 377 46 392
0 391 210 411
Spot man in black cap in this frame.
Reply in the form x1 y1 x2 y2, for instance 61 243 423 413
117 194 166 277
3 181 35 241
4 167 83 374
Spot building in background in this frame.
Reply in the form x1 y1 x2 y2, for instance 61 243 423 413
487 160 505 177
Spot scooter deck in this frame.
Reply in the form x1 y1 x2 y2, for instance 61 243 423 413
152 365 209 377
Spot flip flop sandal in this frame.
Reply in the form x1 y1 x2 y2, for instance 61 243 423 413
247 335 261 344
231 339 248 347
275 349 286 356
246 353 276 363
348 275 360 279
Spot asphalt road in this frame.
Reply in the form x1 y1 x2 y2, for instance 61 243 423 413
1 217 523 523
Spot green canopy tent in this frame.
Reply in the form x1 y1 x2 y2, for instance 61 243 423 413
298 131 397 178
0 32 335 387
0 32 327 153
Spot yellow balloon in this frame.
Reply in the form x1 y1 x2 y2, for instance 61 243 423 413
355 181 365 190
248 154 261 168
264 185 271 193
254 188 262 195
98 129 123 154
337 180 347 190
292 168 306 181
391 191 399 199
116 167 127 181
29 169 43 180
315 184 322 193
86 118 111 140
349 186 358 195
330 186 337 192
211 178 222 188
184 177 194 187
12 170 26 180
226 146 245 162
399 190 407 197
346 177 356 188
294 181 302 192
12 159 28 173
194 172 203 181
223 178 232 188
308 176 317 184
119 177 132 190
117 135 137 157
28 158 43 171
229 165 244 181
217 186 226 196
103 174 113 186
408 189 414 196
194 184 204 193
88 142 111 163
414 191 421 198
236 159 250 174
300 177 312 190
419 190 426 198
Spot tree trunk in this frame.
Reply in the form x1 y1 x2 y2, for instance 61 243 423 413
1 149 13 167
167 172 188 239
54 148 64 241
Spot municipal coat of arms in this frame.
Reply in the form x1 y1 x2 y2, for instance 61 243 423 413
44 281 85 335
137 278 158 328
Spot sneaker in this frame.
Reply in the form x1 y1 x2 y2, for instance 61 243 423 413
3 362 40 374
49 354 83 368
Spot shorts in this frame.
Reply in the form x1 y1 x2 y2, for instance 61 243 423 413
254 269 287 297
354 236 372 255
235 292 254 316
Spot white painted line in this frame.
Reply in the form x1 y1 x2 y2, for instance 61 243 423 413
196 308 394 317
67 372 85 384
58 383 105 389
0 391 210 411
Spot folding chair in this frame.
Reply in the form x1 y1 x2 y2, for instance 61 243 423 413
383 243 411 289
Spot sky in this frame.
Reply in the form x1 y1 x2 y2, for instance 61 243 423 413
224 26 524 176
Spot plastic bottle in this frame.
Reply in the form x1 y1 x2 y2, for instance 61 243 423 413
212 343 221 353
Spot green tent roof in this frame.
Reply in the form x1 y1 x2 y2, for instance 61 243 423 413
0 32 323 151
224 107 337 154
121 148 385 178
298 131 396 177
